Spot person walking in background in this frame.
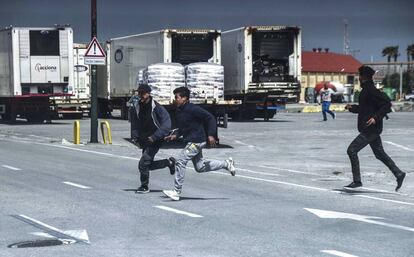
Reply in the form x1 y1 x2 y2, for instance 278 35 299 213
163 86 236 201
318 82 336 121
344 65 406 191
132 84 176 194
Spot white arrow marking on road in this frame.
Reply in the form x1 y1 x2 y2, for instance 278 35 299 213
321 250 358 257
154 206 203 218
63 181 91 189
2 165 21 171
12 214 90 244
305 208 414 232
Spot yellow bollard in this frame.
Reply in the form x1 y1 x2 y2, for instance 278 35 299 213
73 120 80 144
100 120 112 144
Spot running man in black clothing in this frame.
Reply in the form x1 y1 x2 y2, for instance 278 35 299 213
344 65 406 191
131 84 176 193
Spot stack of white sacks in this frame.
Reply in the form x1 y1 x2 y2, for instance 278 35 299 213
185 62 224 100
137 62 224 101
139 63 185 101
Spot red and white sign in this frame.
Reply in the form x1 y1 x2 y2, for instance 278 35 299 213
84 37 106 65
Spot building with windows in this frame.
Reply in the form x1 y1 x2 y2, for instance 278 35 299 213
300 49 362 102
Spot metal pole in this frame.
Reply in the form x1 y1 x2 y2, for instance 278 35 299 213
90 0 98 143
399 63 403 100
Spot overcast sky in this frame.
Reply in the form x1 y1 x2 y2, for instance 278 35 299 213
2 0 413 62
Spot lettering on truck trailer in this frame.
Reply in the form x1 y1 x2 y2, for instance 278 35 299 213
35 63 57 72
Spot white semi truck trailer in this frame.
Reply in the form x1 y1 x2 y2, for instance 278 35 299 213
0 26 74 122
52 43 91 118
96 29 229 123
222 26 302 120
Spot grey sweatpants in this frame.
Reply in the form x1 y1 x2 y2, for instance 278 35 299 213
174 142 227 193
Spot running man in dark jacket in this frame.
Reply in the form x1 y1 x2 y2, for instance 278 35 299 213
344 65 406 191
132 84 176 193
162 87 236 201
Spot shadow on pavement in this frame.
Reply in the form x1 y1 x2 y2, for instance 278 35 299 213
332 188 396 195
123 138 233 149
123 189 163 193
161 196 229 201
0 120 71 126
230 119 292 123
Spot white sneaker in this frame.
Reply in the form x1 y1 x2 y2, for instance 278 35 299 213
226 157 236 176
163 190 181 201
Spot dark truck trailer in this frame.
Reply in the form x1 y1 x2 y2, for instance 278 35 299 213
0 26 74 123
222 26 302 120
0 95 57 123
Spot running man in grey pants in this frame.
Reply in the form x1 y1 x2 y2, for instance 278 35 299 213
163 87 236 201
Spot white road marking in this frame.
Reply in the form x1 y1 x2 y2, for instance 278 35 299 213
4 138 414 208
234 140 255 148
384 141 414 152
237 167 283 177
321 250 358 257
306 208 414 232
37 143 139 160
259 165 321 176
12 214 90 244
212 172 328 191
154 206 203 218
1 165 21 171
356 195 414 207
63 181 91 189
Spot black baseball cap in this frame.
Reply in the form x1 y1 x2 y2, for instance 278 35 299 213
137 84 152 93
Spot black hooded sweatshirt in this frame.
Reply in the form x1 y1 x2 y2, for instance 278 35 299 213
348 80 391 134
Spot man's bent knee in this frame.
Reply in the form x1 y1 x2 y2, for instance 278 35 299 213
194 165 206 173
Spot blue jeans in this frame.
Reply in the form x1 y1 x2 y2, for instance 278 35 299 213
322 101 335 120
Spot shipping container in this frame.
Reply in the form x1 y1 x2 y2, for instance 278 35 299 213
0 26 74 122
222 26 301 120
52 43 91 118
96 29 228 123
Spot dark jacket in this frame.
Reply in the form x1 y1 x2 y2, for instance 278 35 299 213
132 98 171 141
348 80 391 134
175 102 216 143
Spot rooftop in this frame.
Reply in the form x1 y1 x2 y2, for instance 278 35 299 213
302 50 362 73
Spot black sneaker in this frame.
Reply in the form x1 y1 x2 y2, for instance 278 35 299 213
396 172 406 192
344 182 363 189
136 185 149 194
168 157 176 175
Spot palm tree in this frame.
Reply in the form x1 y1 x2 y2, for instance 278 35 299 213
390 46 399 73
407 44 414 92
407 44 414 70
382 46 394 75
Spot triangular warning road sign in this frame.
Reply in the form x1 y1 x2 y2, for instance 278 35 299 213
84 37 106 58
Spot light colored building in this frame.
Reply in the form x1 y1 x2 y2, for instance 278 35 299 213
301 49 362 102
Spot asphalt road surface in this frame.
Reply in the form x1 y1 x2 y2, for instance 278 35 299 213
1 112 413 257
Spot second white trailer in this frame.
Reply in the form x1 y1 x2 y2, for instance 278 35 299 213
97 29 222 118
